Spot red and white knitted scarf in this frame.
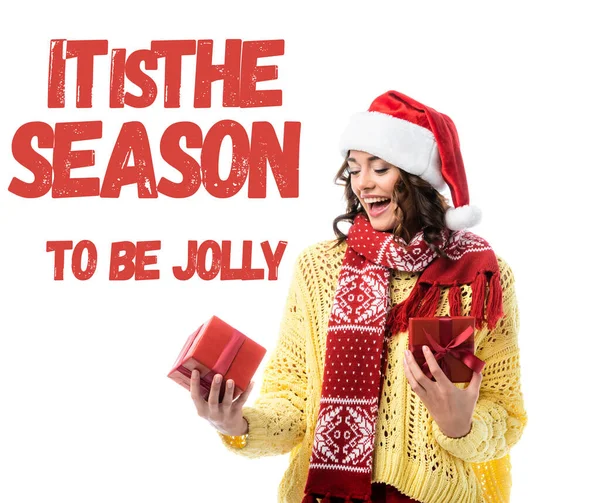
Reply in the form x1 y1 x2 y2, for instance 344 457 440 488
302 214 503 503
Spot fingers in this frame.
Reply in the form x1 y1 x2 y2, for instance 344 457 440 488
221 379 255 408
220 378 235 407
193 371 255 413
190 370 206 415
208 374 224 408
467 367 483 395
233 381 255 407
421 346 452 388
405 349 434 393
404 351 427 396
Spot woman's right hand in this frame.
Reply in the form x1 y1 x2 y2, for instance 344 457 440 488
190 370 254 436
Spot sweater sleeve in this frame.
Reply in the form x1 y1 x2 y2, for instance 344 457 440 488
431 258 528 463
217 253 310 458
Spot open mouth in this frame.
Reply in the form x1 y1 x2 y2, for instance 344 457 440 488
364 197 391 216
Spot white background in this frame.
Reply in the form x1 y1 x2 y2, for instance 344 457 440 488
1 1 598 502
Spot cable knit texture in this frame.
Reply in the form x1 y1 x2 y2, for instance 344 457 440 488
217 240 527 503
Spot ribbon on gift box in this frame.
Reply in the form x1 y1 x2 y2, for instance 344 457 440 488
419 319 485 380
177 326 246 394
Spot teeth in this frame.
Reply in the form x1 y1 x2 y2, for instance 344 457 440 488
363 197 390 204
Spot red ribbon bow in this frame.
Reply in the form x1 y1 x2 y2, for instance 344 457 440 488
420 320 485 380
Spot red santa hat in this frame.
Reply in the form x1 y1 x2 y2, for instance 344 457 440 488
339 90 482 231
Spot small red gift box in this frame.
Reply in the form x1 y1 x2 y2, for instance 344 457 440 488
168 315 267 402
408 316 485 383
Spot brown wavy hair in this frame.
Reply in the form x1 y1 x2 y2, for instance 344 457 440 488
331 155 451 259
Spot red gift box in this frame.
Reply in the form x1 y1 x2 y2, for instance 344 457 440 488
408 316 485 383
168 315 267 402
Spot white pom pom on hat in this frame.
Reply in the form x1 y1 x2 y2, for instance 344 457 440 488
444 205 482 231
339 90 482 231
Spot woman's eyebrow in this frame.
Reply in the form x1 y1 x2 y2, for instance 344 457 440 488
347 156 380 163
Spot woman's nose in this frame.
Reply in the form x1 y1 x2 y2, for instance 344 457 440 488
355 170 375 190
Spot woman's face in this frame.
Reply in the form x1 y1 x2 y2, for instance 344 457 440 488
348 150 402 232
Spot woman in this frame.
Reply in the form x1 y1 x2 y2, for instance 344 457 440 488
190 91 527 503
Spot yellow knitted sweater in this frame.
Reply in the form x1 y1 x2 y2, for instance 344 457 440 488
218 239 527 503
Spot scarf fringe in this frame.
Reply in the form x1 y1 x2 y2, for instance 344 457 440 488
387 283 427 334
470 272 487 329
387 282 441 334
449 282 462 316
470 271 505 331
388 271 504 334
420 282 441 318
485 270 504 330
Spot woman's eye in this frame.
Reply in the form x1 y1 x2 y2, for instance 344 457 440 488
346 166 389 176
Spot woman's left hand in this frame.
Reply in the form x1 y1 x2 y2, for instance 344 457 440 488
403 345 482 438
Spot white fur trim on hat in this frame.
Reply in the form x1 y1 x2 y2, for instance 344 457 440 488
444 205 482 230
339 111 447 191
